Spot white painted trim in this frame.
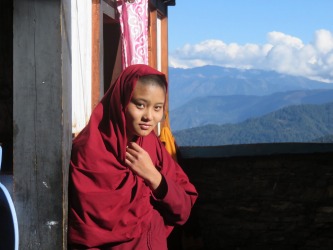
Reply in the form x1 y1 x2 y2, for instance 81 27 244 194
157 17 162 71
71 0 92 134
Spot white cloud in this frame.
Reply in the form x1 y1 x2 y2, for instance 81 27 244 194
267 31 304 49
314 29 333 54
169 29 333 83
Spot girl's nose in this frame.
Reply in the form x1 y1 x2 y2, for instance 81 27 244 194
143 109 152 120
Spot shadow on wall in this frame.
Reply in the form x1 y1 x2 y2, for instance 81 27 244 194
174 146 333 250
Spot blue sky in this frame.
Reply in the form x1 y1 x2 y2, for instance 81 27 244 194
168 1 333 82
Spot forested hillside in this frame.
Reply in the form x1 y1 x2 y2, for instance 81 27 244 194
173 102 333 146
170 89 333 131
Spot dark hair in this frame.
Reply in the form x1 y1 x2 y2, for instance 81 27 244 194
137 75 166 93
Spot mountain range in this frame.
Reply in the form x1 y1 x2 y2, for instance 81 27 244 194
173 102 333 146
169 66 333 109
168 66 333 131
170 89 333 131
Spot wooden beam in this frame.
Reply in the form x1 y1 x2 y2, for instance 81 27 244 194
13 0 71 248
149 9 158 68
160 15 170 116
92 0 102 109
161 16 169 78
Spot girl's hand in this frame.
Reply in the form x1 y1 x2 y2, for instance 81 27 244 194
125 142 162 190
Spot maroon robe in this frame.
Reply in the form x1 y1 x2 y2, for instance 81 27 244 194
68 64 198 249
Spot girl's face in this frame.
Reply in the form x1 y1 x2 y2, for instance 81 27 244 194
125 80 166 142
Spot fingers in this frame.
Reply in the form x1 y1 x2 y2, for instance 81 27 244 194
126 142 144 162
126 143 139 161
125 143 155 179
127 142 141 151
125 151 134 163
125 142 143 167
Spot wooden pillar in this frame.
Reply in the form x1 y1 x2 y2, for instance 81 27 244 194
13 0 71 249
161 16 169 78
160 16 170 114
149 9 158 68
92 0 102 109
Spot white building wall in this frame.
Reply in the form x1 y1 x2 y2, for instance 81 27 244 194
71 0 92 134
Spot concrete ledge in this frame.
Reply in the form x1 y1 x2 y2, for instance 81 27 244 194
178 143 333 159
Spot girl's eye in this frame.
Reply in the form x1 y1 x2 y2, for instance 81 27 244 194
136 103 145 109
154 106 163 111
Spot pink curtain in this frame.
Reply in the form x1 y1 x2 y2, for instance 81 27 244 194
117 0 149 69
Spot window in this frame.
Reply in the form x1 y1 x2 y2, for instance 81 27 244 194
168 1 333 150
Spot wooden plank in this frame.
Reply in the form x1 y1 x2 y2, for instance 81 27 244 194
149 9 158 68
161 16 169 78
13 0 71 248
92 0 102 109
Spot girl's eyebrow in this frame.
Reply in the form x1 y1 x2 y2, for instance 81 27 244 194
132 97 165 105
132 97 148 103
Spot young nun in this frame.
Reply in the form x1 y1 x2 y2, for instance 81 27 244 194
68 64 198 249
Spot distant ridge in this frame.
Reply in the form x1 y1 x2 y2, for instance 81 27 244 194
169 65 333 110
173 102 333 146
170 89 333 131
168 65 333 131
